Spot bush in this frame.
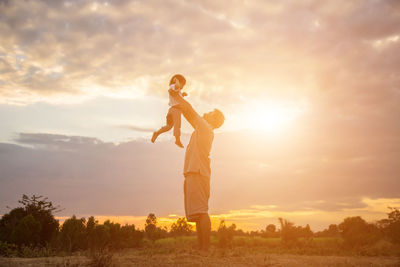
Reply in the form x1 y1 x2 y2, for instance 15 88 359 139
59 215 87 252
378 207 400 245
170 217 193 237
217 220 236 248
339 216 381 248
279 218 299 246
0 195 60 247
144 213 167 242
0 241 19 257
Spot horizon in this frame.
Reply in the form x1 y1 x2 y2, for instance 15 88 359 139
1 0 400 233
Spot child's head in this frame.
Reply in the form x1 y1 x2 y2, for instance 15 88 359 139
169 74 186 89
203 108 225 129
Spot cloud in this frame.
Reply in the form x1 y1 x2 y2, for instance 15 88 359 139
1 0 400 231
0 132 185 217
117 124 155 133
1 128 400 230
0 0 398 107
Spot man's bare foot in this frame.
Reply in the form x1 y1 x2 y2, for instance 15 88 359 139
175 139 184 148
151 132 159 143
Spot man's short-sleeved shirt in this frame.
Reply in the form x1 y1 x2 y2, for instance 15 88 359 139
183 113 214 177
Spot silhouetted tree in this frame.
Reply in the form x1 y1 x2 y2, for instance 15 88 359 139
217 220 236 248
339 216 380 247
144 213 166 241
86 216 97 251
120 224 144 248
170 217 193 236
278 218 315 246
302 224 313 240
12 214 41 246
59 215 87 252
266 224 276 233
279 218 299 246
315 224 340 238
377 207 400 245
0 195 60 246
262 224 278 238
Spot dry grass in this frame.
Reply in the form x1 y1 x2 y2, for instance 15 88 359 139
0 248 399 267
0 237 399 266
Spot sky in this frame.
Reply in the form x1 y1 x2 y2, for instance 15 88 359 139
1 0 400 231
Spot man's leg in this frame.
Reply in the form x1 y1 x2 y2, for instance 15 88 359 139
196 220 203 249
198 213 211 251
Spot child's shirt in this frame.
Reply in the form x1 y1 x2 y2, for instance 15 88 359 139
168 84 183 107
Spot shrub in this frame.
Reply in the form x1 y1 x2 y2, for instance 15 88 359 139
0 195 60 247
144 213 167 242
378 207 400 245
278 218 299 246
0 241 19 257
59 215 87 252
170 217 193 237
217 220 236 248
339 216 381 248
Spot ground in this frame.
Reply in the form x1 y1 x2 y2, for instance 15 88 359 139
0 237 399 266
1 250 400 267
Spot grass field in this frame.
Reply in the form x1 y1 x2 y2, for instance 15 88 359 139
0 236 399 266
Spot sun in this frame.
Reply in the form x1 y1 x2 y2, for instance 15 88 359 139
234 100 304 134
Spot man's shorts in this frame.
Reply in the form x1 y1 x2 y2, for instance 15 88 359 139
184 172 210 222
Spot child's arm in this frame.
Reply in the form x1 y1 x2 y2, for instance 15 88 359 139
168 89 198 129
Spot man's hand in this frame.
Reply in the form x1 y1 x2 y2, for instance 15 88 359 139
168 88 178 96
182 92 188 97
168 89 198 129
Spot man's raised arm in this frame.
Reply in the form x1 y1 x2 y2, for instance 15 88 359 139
169 89 199 129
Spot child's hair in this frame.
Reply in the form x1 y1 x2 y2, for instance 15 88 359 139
169 74 186 87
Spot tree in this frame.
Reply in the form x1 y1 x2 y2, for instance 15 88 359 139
263 224 278 238
339 216 380 247
327 224 339 236
86 216 97 251
59 215 87 252
266 224 276 233
12 215 41 246
18 194 60 246
217 220 236 248
278 218 299 246
120 224 144 248
170 217 193 236
378 207 400 245
315 224 339 238
145 213 157 241
302 224 313 240
144 213 166 241
0 195 60 246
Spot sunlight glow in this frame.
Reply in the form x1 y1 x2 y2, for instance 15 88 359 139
234 100 305 134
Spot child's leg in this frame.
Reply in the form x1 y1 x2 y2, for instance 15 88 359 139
151 113 173 143
172 108 182 139
157 122 173 135
171 107 183 148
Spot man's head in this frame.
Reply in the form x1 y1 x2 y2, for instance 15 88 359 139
170 74 186 89
203 109 225 129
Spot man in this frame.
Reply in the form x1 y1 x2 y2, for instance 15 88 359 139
169 88 225 251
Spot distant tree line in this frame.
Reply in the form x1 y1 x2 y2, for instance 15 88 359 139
0 195 399 256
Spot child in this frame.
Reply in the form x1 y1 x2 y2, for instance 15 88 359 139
151 74 187 148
